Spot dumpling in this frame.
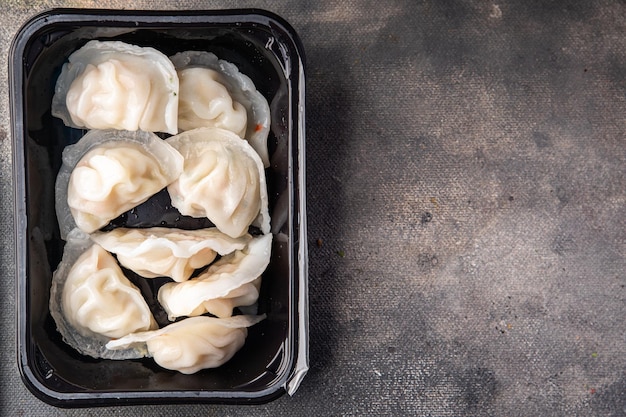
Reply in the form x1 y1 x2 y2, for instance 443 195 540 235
49 229 157 360
170 51 271 166
177 67 248 138
106 315 266 374
55 129 184 239
158 234 272 319
90 227 251 282
52 40 179 134
166 127 270 238
59 245 157 339
200 277 262 319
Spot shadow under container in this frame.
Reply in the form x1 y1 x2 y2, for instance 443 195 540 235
10 8 308 407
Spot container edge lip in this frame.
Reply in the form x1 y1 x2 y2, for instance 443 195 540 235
10 7 306 79
286 60 308 397
17 367 289 409
10 10 31 409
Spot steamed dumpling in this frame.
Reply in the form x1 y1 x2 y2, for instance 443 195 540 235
158 234 272 319
170 51 271 166
52 40 179 134
60 245 157 339
49 229 157 359
200 277 262 319
90 227 252 282
177 67 248 137
166 127 270 238
55 130 184 239
106 315 266 374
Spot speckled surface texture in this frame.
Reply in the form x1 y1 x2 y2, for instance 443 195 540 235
2 1 625 416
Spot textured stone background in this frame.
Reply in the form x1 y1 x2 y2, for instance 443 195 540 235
1 1 625 416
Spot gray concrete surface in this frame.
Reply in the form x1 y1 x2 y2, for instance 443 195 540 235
1 0 624 416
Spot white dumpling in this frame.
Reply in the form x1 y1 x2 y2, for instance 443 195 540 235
55 130 184 239
52 40 179 134
90 227 251 282
199 277 262 319
177 67 248 138
158 234 272 319
49 229 157 359
170 51 271 166
60 245 157 338
106 315 266 374
166 127 270 238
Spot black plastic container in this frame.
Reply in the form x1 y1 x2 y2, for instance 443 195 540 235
10 8 307 407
